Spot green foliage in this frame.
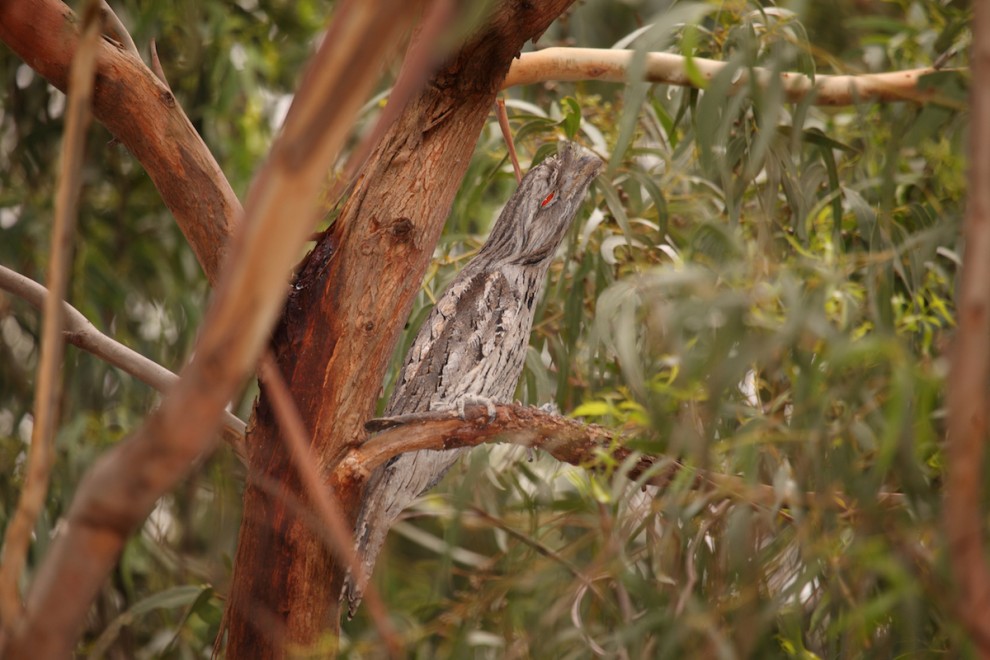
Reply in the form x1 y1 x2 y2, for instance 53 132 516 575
0 0 309 655
353 1 969 658
0 0 972 657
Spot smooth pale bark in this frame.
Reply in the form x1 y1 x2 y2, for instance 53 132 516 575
223 1 578 654
504 48 949 105
0 265 247 453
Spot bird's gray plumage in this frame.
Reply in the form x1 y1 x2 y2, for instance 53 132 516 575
345 143 602 613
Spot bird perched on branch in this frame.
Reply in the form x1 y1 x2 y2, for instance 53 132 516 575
344 143 602 613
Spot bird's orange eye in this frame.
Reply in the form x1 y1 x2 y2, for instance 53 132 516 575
541 192 555 207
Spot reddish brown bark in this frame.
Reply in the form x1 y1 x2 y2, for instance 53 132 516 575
945 0 990 651
0 0 578 654
0 0 239 284
339 404 907 515
0 0 415 657
223 2 577 654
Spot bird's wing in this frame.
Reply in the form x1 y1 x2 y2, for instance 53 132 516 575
346 269 525 615
386 267 522 415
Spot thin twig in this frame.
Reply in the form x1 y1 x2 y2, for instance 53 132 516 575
257 353 402 658
495 98 521 183
597 502 634 636
0 0 101 629
674 500 729 616
99 0 139 59
503 47 958 107
468 505 608 605
0 264 247 458
149 39 170 89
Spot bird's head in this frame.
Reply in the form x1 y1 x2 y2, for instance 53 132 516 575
483 143 603 266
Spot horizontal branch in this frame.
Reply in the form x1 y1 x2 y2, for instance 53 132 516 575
353 404 632 477
0 264 247 458
504 47 950 106
339 403 904 514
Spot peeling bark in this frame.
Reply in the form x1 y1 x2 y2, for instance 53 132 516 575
223 1 577 654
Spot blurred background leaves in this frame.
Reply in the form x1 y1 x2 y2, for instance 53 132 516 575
0 0 970 657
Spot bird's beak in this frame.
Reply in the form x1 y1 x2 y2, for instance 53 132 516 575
558 143 603 198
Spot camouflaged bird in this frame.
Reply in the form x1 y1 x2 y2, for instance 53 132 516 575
345 143 602 613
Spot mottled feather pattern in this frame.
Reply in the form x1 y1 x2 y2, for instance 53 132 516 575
391 270 518 415
345 144 603 613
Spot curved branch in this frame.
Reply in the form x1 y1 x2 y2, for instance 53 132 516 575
344 405 733 501
352 404 629 478
0 264 247 457
504 47 953 106
0 0 240 283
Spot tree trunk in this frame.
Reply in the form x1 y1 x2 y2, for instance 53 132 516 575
223 1 576 654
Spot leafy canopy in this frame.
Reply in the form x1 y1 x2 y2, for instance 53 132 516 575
0 0 970 656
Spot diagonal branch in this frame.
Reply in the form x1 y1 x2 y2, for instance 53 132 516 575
0 1 419 656
0 264 247 456
0 0 101 630
0 0 240 283
504 47 956 106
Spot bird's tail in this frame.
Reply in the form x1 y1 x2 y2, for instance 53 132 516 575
342 447 467 615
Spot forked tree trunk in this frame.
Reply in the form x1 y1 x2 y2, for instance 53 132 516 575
223 1 576 654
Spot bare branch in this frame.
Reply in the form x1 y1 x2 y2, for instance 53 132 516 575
945 0 990 651
495 98 521 183
148 39 170 89
0 0 241 283
0 0 100 630
504 47 954 106
0 264 247 457
348 405 665 489
99 1 139 59
2 1 417 656
342 404 905 515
